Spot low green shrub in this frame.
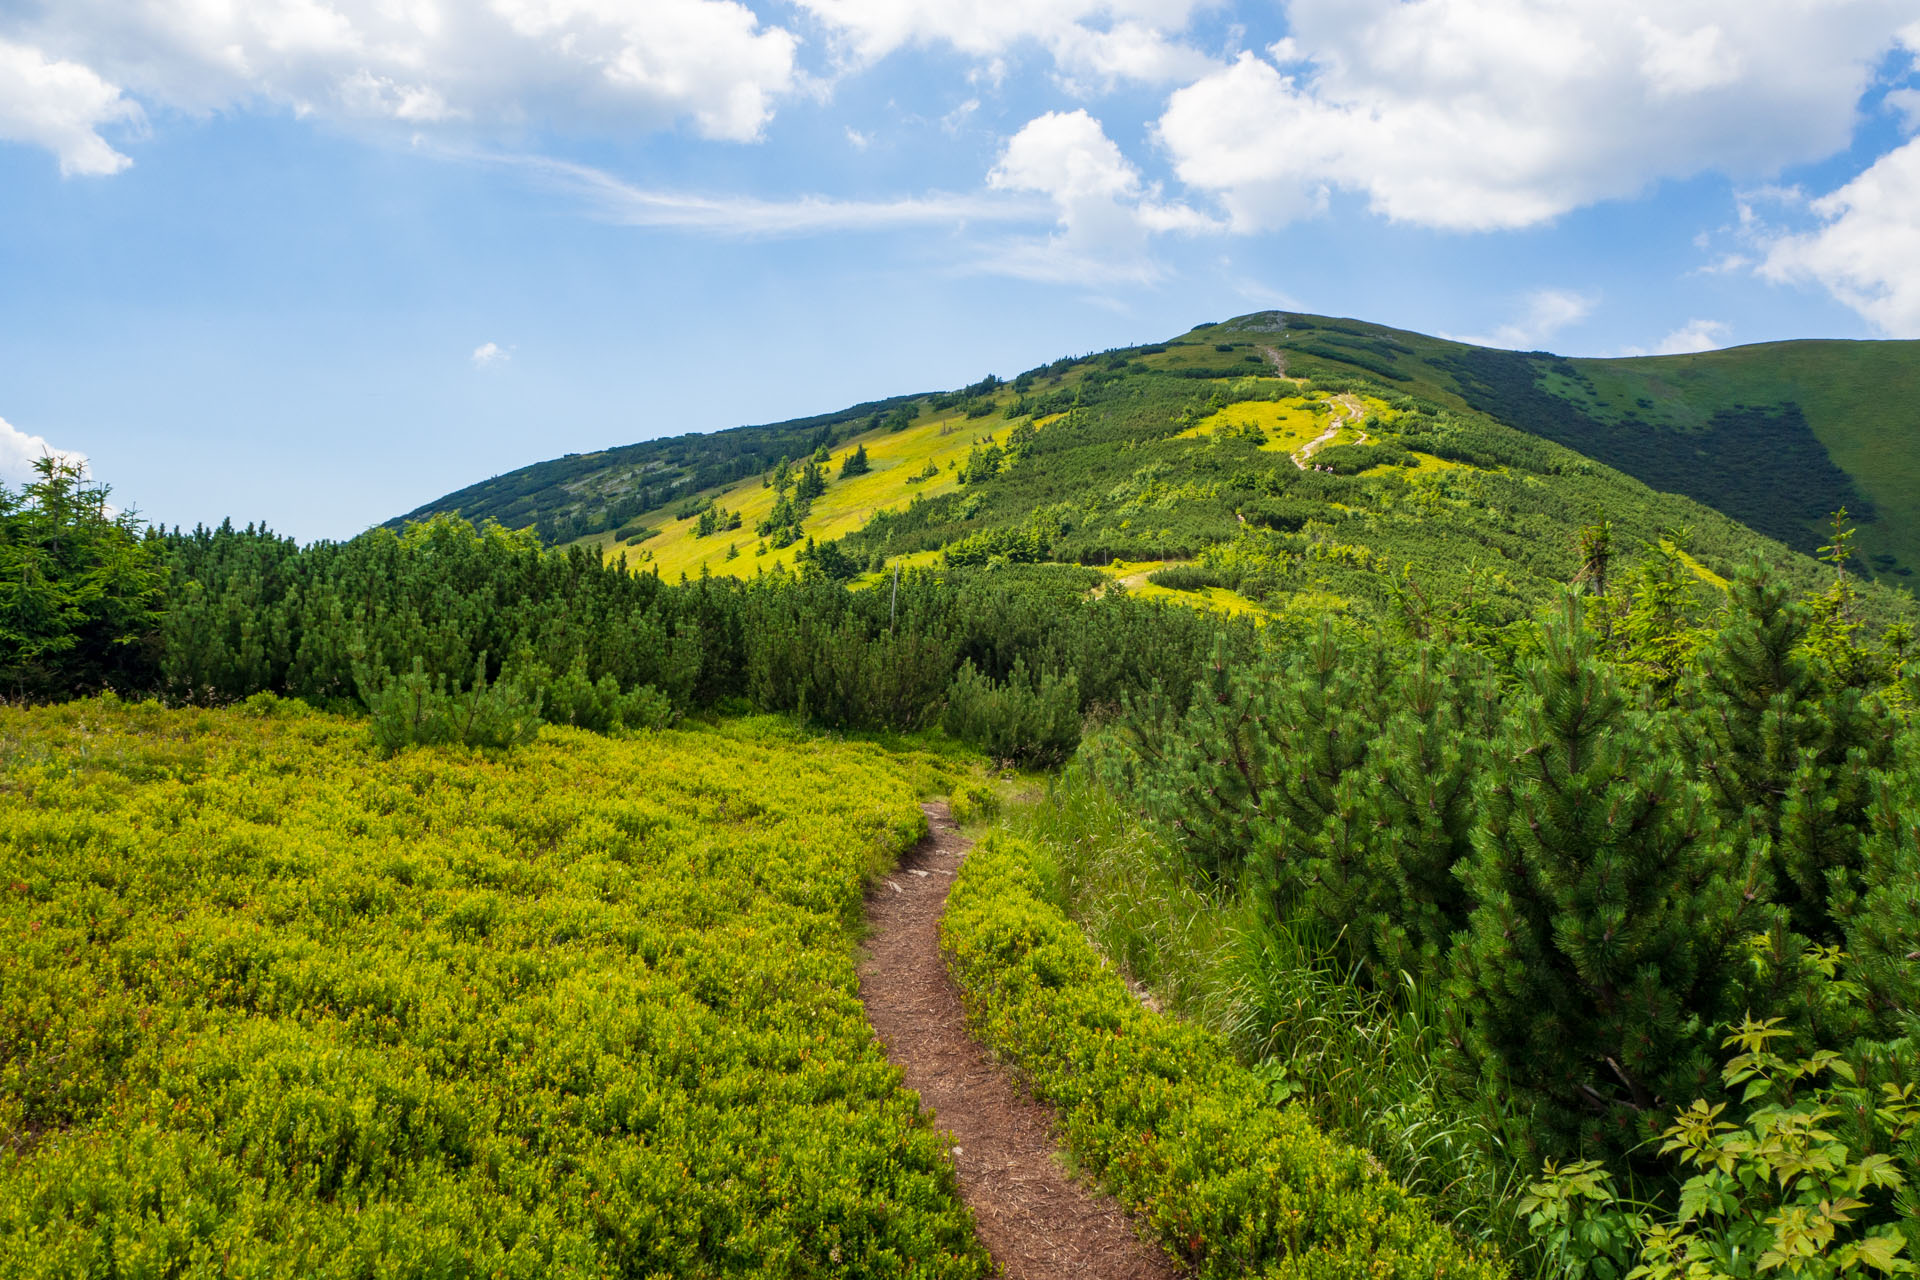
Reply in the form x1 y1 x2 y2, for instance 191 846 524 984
0 700 990 1278
941 659 1079 767
1146 564 1219 592
355 655 543 753
947 779 1000 826
941 833 1505 1280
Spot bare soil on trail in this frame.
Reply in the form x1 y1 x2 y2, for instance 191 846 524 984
1295 393 1366 468
858 803 1181 1280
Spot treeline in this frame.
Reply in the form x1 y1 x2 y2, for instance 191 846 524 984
4 459 1248 762
1091 539 1919 1273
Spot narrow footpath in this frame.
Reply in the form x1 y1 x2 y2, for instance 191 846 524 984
858 802 1180 1280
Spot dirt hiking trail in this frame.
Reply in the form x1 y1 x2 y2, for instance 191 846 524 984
858 802 1180 1280
1295 393 1366 468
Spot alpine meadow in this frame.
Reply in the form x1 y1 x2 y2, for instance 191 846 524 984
5 306 1919 1280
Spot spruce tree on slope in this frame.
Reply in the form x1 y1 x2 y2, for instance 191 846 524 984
1317 645 1498 985
1683 564 1895 941
1450 595 1755 1166
1246 621 1385 923
1834 748 1920 1036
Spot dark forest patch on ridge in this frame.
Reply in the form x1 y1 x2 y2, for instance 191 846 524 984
1440 346 1877 559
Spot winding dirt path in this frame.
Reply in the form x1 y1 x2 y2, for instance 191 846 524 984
858 803 1180 1280
1294 393 1366 469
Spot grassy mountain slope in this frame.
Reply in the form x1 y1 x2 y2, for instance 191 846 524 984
388 313 1918 622
384 391 926 544
1226 314 1920 583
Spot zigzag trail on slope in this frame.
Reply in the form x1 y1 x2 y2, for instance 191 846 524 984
857 803 1180 1280
1295 394 1368 469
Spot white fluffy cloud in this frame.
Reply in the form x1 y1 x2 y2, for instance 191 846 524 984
1886 88 1920 134
1447 289 1595 350
0 415 87 483
1616 319 1732 357
985 108 1214 283
796 0 1208 59
5 0 801 173
0 37 142 175
1761 138 1920 337
472 342 510 367
1157 0 1915 232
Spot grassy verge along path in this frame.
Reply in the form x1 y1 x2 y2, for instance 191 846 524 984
941 830 1508 1280
858 802 1178 1280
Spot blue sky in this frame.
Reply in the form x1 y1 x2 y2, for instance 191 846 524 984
3 1 1918 542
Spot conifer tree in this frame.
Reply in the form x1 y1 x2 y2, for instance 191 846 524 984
1249 621 1387 921
1450 596 1753 1164
0 456 163 698
1099 631 1282 883
1316 646 1497 983
1610 533 1705 705
1683 564 1894 940
840 444 870 477
1836 752 1920 1034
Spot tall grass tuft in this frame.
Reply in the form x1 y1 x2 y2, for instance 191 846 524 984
992 766 1533 1258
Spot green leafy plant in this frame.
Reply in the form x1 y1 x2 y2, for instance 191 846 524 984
1522 1017 1919 1280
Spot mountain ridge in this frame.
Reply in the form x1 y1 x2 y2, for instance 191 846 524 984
389 313 1919 612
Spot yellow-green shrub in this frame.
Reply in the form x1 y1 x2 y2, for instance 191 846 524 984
0 698 987 1279
946 779 1000 827
940 833 1504 1280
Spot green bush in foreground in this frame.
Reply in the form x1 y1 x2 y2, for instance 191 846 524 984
0 699 988 1279
1522 1017 1917 1280
941 832 1505 1280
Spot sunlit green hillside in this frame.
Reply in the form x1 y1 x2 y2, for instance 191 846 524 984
390 313 1919 616
1199 315 1920 584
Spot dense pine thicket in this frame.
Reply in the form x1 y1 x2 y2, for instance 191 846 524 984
1089 540 1919 1274
3 461 1248 761
0 459 162 700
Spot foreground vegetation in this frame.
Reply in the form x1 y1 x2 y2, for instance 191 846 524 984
0 699 989 1278
988 553 1920 1277
943 829 1502 1280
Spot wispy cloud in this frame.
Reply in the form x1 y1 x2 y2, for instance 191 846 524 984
472 341 510 367
1614 319 1731 356
471 149 1047 238
1446 289 1596 350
